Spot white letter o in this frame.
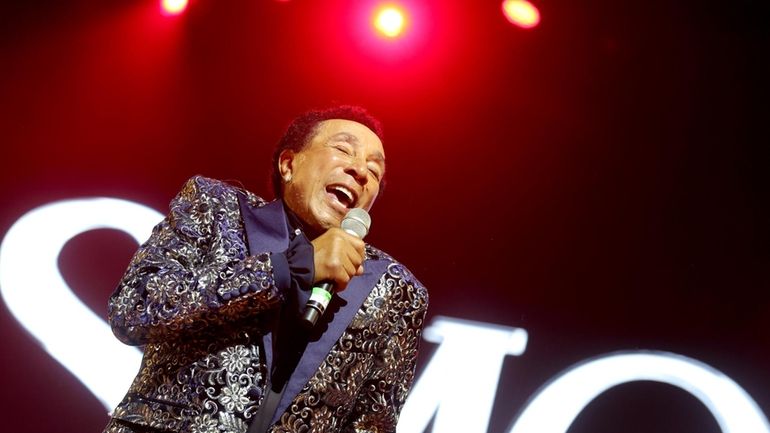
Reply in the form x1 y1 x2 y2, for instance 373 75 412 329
508 351 770 433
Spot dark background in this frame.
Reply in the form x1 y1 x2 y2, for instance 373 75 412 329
1 1 768 432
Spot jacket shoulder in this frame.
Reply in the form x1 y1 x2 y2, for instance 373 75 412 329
367 245 429 303
178 175 268 207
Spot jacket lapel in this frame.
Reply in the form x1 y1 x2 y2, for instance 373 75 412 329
238 195 290 256
237 195 289 377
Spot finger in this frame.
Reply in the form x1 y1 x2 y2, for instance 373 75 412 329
342 260 358 279
355 242 366 258
356 265 364 276
341 232 365 248
334 280 349 293
345 249 364 272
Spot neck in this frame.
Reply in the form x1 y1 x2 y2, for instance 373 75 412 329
281 199 322 240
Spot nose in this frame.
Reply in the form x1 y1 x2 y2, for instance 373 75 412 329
345 158 369 185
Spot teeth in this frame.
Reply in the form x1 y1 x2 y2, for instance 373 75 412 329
332 186 354 205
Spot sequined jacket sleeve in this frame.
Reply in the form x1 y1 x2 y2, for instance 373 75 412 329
108 176 283 346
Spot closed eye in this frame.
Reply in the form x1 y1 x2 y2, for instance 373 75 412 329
368 165 383 181
334 144 353 156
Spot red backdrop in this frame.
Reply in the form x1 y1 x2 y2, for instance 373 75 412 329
1 1 768 432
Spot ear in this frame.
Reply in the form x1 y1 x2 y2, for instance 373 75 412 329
278 149 296 182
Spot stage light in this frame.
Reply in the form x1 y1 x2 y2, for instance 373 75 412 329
161 0 188 16
502 0 540 29
374 5 407 38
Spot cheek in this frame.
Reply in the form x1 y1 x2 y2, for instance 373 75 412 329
285 176 316 206
361 187 380 210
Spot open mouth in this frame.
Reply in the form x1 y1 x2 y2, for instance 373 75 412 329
326 185 356 209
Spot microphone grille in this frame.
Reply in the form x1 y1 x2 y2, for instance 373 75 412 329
341 208 371 239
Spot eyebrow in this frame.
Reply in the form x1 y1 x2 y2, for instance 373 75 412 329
330 132 387 166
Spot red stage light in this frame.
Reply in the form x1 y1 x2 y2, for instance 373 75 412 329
161 0 188 16
501 0 540 29
373 5 407 38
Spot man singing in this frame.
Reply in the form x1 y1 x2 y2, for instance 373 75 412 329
103 106 428 433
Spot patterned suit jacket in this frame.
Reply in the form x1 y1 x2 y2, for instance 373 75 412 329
104 176 428 433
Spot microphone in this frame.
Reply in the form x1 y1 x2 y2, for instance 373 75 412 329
302 208 371 327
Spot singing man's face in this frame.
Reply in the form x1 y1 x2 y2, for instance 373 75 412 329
280 119 386 234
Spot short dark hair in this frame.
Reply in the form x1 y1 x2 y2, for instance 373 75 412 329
271 105 385 198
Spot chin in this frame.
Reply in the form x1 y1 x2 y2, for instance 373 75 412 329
306 201 345 232
318 216 342 230
305 211 338 232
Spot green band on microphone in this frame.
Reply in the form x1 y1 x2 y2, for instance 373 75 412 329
310 286 333 303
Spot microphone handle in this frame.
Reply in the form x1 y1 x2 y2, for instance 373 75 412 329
302 281 334 326
301 208 370 327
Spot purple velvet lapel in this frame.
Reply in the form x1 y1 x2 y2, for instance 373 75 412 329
237 195 289 378
238 196 290 257
236 194 388 426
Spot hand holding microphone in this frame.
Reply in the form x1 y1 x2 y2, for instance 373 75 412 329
303 208 371 326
